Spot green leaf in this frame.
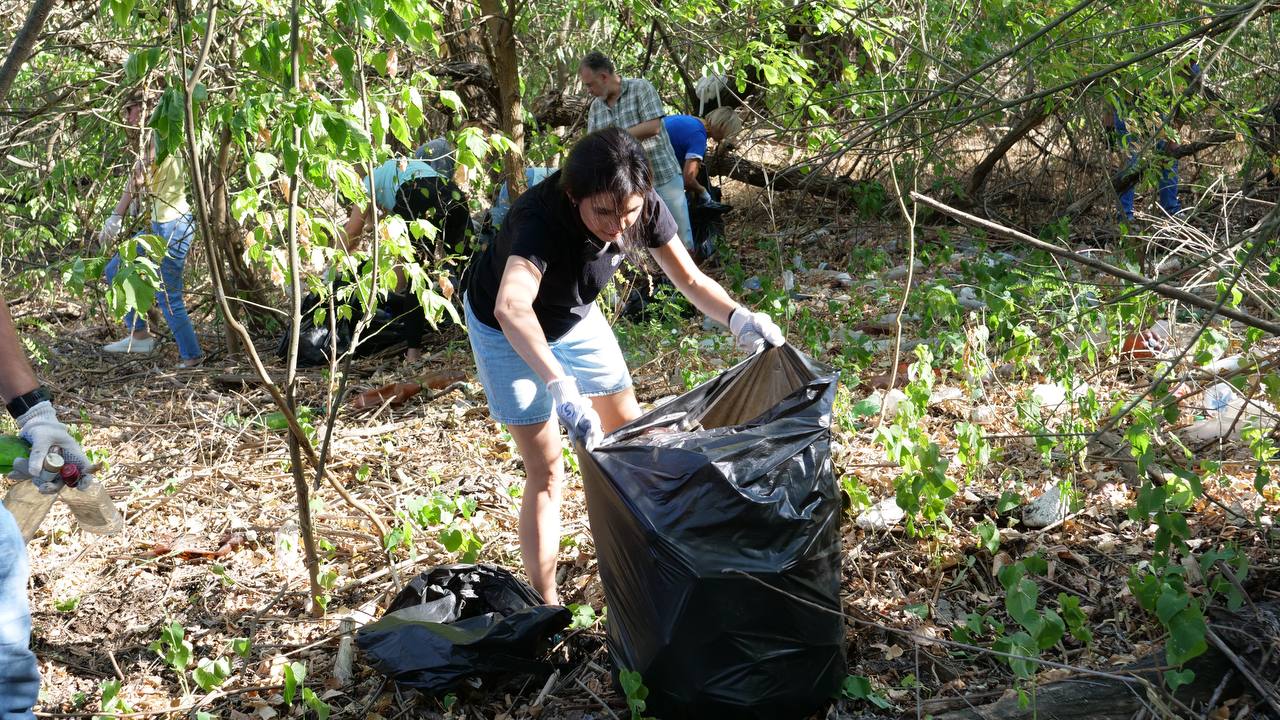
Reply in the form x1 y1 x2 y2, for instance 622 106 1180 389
975 520 1000 554
993 631 1039 678
904 603 930 620
231 638 251 658
1006 576 1039 627
193 657 231 691
1166 605 1207 666
841 674 893 708
322 115 349 152
389 112 411 151
333 46 356 89
381 9 413 42
1164 668 1195 692
1057 593 1093 644
249 152 279 184
1034 608 1065 650
438 90 464 113
283 661 306 705
1156 585 1190 625
439 527 463 553
567 603 597 630
404 87 424 128
619 669 649 719
389 0 418 24
1022 554 1048 576
302 687 331 720
996 490 1022 514
103 0 137 28
120 272 157 317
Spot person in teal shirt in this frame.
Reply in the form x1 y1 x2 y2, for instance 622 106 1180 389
342 158 471 363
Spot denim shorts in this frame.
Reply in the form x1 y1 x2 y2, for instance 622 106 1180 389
464 294 633 425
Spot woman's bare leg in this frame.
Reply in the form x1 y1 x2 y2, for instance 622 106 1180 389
507 419 565 604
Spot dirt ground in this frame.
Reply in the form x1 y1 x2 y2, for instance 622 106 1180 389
10 185 1280 719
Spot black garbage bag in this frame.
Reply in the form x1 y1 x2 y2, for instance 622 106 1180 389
356 564 571 695
577 345 845 720
688 192 732 264
278 289 418 368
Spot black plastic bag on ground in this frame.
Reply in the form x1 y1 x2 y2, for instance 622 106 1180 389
578 345 845 720
688 190 731 265
355 564 570 695
278 289 417 368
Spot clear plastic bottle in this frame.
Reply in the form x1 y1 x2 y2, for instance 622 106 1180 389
59 464 123 535
3 453 66 542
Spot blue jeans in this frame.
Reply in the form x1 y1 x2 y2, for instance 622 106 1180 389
653 173 694 252
1112 115 1181 219
103 216 203 360
0 507 38 720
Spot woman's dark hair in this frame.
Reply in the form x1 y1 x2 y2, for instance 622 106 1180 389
560 127 654 259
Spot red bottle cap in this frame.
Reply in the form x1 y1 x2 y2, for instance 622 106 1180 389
59 463 81 488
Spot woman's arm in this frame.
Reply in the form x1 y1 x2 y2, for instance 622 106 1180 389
649 238 738 323
341 204 368 251
493 255 566 383
111 158 146 218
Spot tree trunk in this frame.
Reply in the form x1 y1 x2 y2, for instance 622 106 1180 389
478 0 525 197
966 103 1050 200
0 0 55 104
704 148 880 206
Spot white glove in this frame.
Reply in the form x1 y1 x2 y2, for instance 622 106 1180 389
16 401 91 480
728 306 785 353
99 214 124 243
547 377 603 450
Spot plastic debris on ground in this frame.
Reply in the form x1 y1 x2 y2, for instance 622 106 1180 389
856 495 906 530
1022 481 1073 529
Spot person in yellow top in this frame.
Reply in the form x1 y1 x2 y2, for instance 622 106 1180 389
99 89 203 368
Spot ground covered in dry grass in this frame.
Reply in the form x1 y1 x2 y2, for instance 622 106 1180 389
8 188 1279 719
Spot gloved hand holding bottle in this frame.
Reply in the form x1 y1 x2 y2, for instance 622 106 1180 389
15 400 91 478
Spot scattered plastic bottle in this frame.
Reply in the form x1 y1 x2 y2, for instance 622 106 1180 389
58 463 123 535
1203 382 1236 414
3 453 66 542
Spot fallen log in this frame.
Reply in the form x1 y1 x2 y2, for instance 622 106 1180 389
529 87 590 131
704 149 883 207
932 601 1280 720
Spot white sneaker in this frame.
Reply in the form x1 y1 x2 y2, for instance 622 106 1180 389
102 335 155 353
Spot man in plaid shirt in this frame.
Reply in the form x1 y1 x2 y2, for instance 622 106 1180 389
579 51 693 252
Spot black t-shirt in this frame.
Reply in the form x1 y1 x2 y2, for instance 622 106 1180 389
465 170 679 340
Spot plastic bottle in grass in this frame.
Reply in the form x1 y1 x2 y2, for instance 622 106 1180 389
3 452 66 542
59 463 123 535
